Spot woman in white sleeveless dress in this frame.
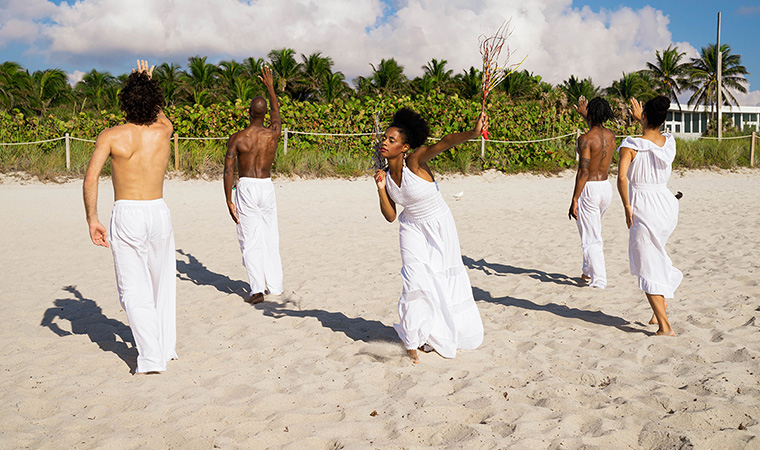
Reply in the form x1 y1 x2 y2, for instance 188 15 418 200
374 108 486 363
617 96 683 336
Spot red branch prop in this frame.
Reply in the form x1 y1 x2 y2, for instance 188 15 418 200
479 20 526 139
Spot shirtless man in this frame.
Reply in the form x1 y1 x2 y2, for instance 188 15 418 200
568 96 616 289
224 66 283 304
83 60 177 374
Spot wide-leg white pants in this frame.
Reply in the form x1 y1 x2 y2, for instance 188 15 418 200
576 180 612 288
235 177 283 295
110 199 177 373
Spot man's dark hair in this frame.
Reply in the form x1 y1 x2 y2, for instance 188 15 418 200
643 95 670 128
389 107 430 148
119 71 165 125
586 97 614 126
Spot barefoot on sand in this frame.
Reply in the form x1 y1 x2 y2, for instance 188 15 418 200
407 349 419 364
246 292 264 304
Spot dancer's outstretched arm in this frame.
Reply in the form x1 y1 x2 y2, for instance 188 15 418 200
410 111 487 165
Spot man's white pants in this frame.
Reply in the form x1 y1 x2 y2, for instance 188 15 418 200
235 177 283 295
110 199 177 373
576 180 612 288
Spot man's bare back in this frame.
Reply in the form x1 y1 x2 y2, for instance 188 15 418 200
569 96 616 221
224 66 281 224
84 61 173 247
578 125 616 181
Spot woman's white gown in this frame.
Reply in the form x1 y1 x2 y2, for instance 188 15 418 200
385 166 483 357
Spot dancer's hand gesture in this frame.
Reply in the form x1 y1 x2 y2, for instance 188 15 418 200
133 59 155 79
259 66 274 90
628 98 644 124
574 95 588 119
374 170 386 190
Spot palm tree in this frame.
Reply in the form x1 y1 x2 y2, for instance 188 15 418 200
644 44 690 109
30 69 71 115
605 72 655 102
218 60 245 102
453 67 481 99
687 43 749 112
368 58 407 95
420 58 453 93
561 76 599 105
500 70 549 100
321 72 351 103
153 62 183 105
76 69 117 111
182 56 218 106
233 77 257 105
299 52 333 101
267 48 302 96
0 61 32 112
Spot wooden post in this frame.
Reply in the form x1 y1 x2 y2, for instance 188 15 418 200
283 128 288 155
575 129 581 161
480 135 485 158
173 133 179 171
65 133 71 170
751 131 756 168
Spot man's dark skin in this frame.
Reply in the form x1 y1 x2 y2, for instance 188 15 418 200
223 66 281 303
568 96 616 221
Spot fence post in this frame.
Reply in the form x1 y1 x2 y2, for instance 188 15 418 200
480 135 485 158
575 129 580 161
173 133 179 171
283 128 288 155
751 131 756 168
65 133 70 170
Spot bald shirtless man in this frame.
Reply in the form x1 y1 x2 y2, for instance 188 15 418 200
224 66 283 304
568 96 616 289
83 60 177 374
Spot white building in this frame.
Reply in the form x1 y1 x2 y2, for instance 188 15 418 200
664 104 760 138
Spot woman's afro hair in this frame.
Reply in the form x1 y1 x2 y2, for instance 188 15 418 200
119 71 165 126
389 107 430 149
643 95 670 128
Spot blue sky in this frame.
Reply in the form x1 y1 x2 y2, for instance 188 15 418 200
1 0 758 105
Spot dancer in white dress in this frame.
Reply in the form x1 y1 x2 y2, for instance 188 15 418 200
374 108 486 363
617 96 683 336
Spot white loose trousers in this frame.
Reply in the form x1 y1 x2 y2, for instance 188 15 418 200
235 177 283 296
576 180 612 288
109 199 177 373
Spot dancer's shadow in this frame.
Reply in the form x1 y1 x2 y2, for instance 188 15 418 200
176 249 249 300
473 286 649 335
463 255 581 287
40 285 138 371
254 301 398 343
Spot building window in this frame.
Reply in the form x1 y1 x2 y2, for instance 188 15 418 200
667 111 673 121
685 113 691 133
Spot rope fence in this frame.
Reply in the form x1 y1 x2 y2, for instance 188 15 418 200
1 129 757 170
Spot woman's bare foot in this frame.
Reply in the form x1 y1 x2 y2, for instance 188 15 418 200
407 349 419 364
579 274 590 285
655 328 675 336
246 292 264 304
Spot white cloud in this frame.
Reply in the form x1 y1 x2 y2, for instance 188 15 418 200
733 89 760 107
2 0 713 89
67 69 86 86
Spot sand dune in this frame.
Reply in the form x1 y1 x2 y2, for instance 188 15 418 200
1 170 758 449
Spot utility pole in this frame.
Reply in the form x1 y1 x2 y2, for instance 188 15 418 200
717 12 722 140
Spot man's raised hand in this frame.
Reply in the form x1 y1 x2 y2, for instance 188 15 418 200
574 95 588 119
259 66 274 89
133 59 155 79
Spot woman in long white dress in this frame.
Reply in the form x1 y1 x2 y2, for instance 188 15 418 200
374 108 486 362
617 96 683 336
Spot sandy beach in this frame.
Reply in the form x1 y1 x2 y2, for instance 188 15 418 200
1 169 758 449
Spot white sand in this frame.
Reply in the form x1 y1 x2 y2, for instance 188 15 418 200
1 170 758 449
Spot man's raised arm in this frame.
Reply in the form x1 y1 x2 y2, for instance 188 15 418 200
259 66 281 135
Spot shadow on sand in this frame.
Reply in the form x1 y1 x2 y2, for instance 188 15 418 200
253 301 398 343
40 285 138 372
463 255 582 287
472 286 649 335
176 248 249 300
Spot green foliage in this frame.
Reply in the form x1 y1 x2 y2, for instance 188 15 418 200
0 93 755 180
